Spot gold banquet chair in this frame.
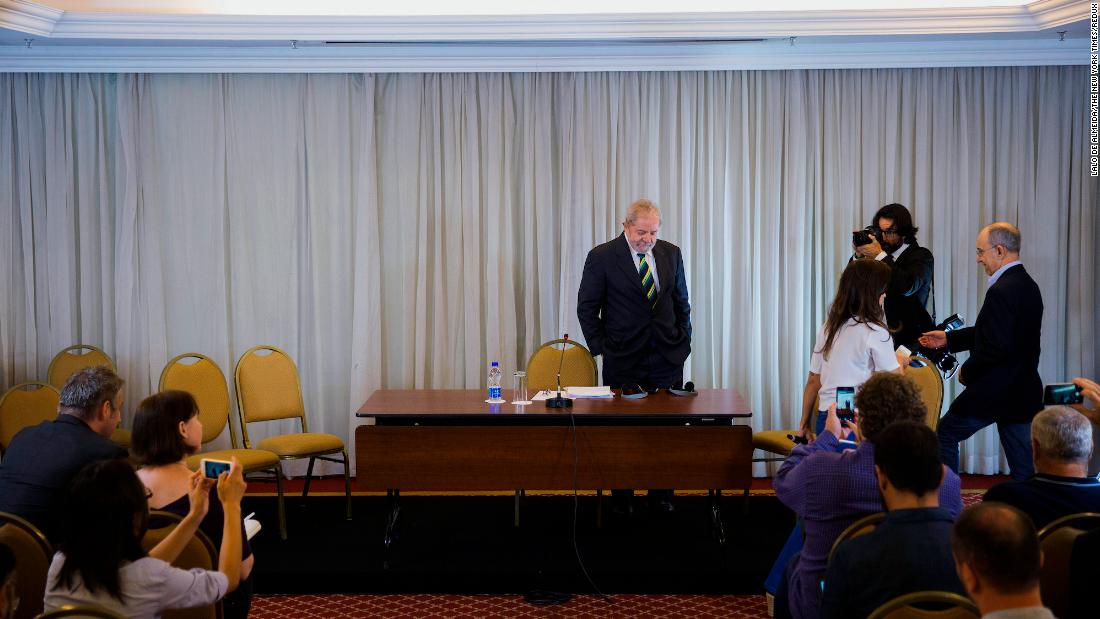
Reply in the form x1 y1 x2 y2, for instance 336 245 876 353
867 591 980 619
907 356 945 429
35 607 127 619
234 345 351 527
1034 510 1100 617
0 382 60 458
141 511 222 619
526 339 598 392
46 345 131 448
0 511 53 619
159 353 286 540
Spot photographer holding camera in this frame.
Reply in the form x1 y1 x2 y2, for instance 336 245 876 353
853 203 934 350
919 222 1043 481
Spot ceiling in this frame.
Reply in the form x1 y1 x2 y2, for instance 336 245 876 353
0 0 1090 72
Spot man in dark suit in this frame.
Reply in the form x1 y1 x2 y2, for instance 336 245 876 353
920 222 1044 480
853 203 934 349
0 366 128 540
577 198 692 389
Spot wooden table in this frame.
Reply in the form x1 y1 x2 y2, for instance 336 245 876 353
355 388 753 545
354 388 753 490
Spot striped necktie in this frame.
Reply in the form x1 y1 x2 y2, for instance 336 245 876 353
638 253 657 307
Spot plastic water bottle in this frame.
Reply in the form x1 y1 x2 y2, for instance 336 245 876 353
487 361 503 402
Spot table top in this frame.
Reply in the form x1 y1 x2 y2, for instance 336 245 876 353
355 388 752 423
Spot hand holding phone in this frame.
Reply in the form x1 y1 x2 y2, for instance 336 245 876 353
836 386 856 424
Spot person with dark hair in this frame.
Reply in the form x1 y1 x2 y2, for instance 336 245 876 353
0 366 128 540
44 458 246 618
820 422 965 619
132 390 255 619
0 543 15 619
920 222 1044 481
982 406 1100 529
952 502 1052 618
797 259 908 440
853 203 935 349
774 373 963 619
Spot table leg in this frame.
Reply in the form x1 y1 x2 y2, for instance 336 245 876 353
709 489 726 546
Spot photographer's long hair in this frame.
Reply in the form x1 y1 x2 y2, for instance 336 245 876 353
819 259 893 358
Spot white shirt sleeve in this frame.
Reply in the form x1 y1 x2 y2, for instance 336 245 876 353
809 326 826 374
867 325 900 372
151 561 229 611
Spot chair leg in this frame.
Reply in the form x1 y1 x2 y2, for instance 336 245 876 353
275 464 287 540
514 489 524 528
596 489 604 528
303 456 316 498
342 449 352 520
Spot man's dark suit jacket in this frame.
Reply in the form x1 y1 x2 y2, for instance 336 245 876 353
882 243 934 349
0 414 127 540
945 264 1044 424
577 234 692 376
820 508 965 619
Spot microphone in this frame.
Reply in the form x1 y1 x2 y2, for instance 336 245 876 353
545 333 574 409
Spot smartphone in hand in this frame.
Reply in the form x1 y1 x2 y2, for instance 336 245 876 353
1044 383 1084 406
200 458 232 480
836 386 856 424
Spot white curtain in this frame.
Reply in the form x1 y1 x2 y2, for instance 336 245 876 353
1 67 1094 476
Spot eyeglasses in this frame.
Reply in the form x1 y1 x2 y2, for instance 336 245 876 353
876 227 899 236
975 245 1001 257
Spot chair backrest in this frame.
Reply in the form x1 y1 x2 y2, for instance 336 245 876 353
827 512 885 566
0 383 60 455
1037 512 1100 541
234 346 306 448
526 339 598 392
140 512 222 619
159 354 234 447
0 511 53 619
1039 525 1084 618
867 591 980 619
907 357 944 429
46 346 115 391
34 606 127 619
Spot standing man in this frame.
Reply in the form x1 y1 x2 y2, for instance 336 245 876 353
853 203 934 349
577 198 692 390
0 366 128 540
919 222 1043 480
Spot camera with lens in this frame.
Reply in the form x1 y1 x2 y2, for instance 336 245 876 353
915 313 965 378
852 226 879 247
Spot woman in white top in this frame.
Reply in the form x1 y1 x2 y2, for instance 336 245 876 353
798 258 908 440
44 457 246 619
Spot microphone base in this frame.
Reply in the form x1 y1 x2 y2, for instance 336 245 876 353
545 396 573 409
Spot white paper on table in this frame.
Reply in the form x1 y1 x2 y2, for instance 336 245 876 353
531 390 554 401
566 386 613 398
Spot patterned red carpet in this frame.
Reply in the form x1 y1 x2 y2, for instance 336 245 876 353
251 593 769 618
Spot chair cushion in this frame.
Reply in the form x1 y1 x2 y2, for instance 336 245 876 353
186 448 280 473
257 432 344 458
753 430 796 457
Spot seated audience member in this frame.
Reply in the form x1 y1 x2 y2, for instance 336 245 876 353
0 543 15 619
774 372 964 619
44 458 245 619
0 366 127 539
820 421 965 618
131 390 255 619
982 405 1100 529
952 502 1053 618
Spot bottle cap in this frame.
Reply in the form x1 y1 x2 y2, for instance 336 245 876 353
491 361 499 366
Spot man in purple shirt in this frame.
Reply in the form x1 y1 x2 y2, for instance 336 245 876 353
774 372 964 619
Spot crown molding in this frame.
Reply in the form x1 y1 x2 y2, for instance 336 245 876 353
0 0 62 36
14 2 1091 42
0 37 1086 73
1028 0 1092 30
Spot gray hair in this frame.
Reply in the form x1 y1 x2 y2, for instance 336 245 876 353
983 222 1021 253
59 366 124 419
625 199 661 226
1031 406 1092 463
